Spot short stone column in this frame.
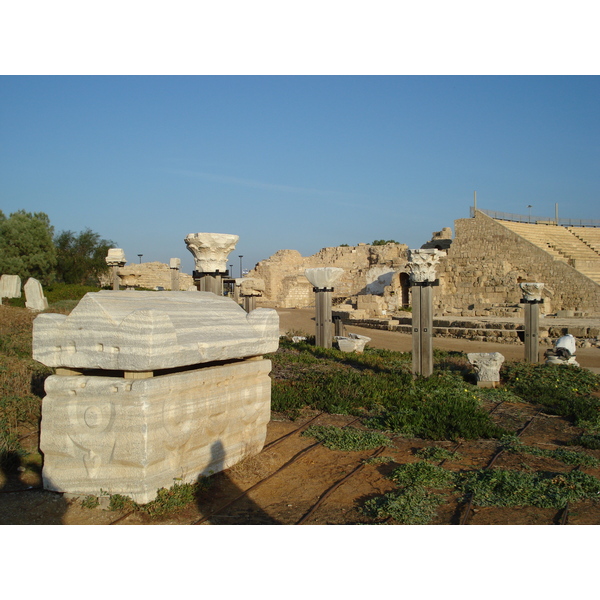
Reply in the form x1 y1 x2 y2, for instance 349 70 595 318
467 352 505 388
520 282 544 363
169 258 181 291
0 274 21 305
237 277 265 313
407 249 443 378
305 267 344 348
105 249 127 291
185 233 238 296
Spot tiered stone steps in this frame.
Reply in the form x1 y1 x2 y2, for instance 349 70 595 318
497 220 600 284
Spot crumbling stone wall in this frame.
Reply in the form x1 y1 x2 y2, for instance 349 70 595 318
248 244 410 308
99 262 193 290
436 211 600 316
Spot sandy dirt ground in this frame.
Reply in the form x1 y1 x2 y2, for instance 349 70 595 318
276 308 600 370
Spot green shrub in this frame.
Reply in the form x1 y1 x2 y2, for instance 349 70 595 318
501 363 600 425
362 487 445 524
302 425 392 451
455 468 600 509
501 434 599 467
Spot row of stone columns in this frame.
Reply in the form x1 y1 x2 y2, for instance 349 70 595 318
105 240 547 371
303 251 547 379
105 234 264 311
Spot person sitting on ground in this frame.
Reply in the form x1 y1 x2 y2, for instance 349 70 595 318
545 330 579 367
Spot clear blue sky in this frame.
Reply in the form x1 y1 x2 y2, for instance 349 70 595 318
1 75 599 275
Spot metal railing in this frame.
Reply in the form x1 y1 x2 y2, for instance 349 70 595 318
471 207 600 228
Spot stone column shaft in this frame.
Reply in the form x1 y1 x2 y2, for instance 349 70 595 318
407 249 442 378
304 268 344 349
243 296 257 313
524 302 540 363
411 285 434 377
520 282 543 364
315 290 333 348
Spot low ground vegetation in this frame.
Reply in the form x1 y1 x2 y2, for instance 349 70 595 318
2 300 600 523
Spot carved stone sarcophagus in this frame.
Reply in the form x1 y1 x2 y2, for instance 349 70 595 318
33 291 279 503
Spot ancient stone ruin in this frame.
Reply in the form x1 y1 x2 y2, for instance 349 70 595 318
305 267 344 348
467 352 505 388
185 232 238 295
33 290 279 503
0 274 21 305
105 248 127 290
24 277 49 311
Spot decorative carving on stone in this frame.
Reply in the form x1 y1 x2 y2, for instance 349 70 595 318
184 233 238 273
34 291 278 503
39 359 272 503
105 248 127 267
519 282 544 302
169 258 181 270
304 267 344 290
407 249 444 283
237 277 265 297
467 352 505 387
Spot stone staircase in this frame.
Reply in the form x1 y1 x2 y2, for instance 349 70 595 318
498 221 600 285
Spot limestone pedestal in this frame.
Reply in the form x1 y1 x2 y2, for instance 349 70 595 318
40 358 271 503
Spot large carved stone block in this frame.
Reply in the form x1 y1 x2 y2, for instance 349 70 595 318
40 358 272 503
33 291 279 371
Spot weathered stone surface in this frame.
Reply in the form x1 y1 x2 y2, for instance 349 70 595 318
248 243 410 309
304 267 344 289
0 274 21 301
467 352 505 387
24 277 48 311
33 291 279 371
335 333 371 353
237 277 265 296
184 233 238 273
99 262 193 291
520 282 544 302
169 258 181 270
40 357 272 503
407 249 444 283
436 211 600 316
105 248 126 266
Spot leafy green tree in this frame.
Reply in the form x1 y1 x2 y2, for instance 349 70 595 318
0 210 57 285
54 228 116 285
371 239 399 246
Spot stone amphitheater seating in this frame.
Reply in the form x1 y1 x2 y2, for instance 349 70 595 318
497 220 600 285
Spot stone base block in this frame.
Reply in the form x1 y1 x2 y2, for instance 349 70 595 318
40 358 271 503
